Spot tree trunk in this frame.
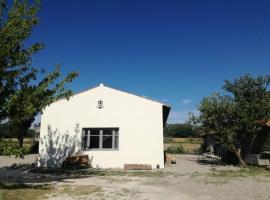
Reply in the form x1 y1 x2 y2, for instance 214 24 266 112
18 126 27 148
232 146 246 167
17 120 33 148
18 134 24 148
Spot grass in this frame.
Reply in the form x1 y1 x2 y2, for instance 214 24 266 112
0 183 102 200
31 166 171 178
209 166 270 178
0 168 164 200
0 138 32 146
190 166 270 184
164 137 202 154
97 169 171 177
0 184 52 200
166 144 185 154
164 137 202 144
59 185 102 196
0 189 50 200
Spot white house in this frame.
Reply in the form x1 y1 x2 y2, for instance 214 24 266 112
38 84 170 169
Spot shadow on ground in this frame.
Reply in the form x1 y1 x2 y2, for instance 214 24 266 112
0 164 99 185
196 157 227 167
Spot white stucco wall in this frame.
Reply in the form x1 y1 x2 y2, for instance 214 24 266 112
38 85 167 169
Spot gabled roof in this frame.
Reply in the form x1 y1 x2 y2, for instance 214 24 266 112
51 83 171 126
73 83 171 108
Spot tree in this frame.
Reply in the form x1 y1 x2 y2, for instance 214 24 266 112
164 123 200 138
7 66 78 147
0 0 78 149
190 75 270 166
0 0 44 120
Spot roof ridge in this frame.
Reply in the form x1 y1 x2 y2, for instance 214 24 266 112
72 83 170 107
102 85 170 107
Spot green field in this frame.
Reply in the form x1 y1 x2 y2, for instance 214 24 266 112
164 137 202 154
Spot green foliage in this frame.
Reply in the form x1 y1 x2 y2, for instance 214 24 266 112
164 138 201 154
0 140 30 157
166 144 185 154
223 75 270 136
0 121 36 138
190 74 270 165
0 138 36 156
164 123 200 138
0 0 78 151
164 137 201 144
6 65 78 141
1 145 30 157
0 0 43 121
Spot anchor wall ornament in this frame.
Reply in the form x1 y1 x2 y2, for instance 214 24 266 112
97 99 104 109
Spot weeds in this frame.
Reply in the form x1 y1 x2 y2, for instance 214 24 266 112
190 166 270 184
0 183 52 200
59 185 102 196
31 166 171 178
166 144 185 154
164 138 201 154
96 169 171 178
0 183 102 200
209 167 270 178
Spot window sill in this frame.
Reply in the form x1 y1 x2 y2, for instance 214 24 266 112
82 149 119 151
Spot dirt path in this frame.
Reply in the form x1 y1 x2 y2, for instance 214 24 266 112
49 155 270 200
1 154 270 200
0 154 37 168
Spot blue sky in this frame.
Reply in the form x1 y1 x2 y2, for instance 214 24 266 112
29 0 270 123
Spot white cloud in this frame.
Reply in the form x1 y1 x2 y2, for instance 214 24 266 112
168 109 199 124
181 99 192 105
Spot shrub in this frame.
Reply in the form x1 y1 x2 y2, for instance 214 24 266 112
166 144 185 154
0 143 30 157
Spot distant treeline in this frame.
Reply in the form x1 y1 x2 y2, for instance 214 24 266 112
164 123 200 138
0 121 36 138
2 122 201 138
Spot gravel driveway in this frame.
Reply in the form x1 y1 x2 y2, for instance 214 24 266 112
0 154 270 200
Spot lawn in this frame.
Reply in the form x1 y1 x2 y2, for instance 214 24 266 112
0 184 52 200
164 137 202 154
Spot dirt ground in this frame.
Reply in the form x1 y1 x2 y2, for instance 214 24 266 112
0 154 270 200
